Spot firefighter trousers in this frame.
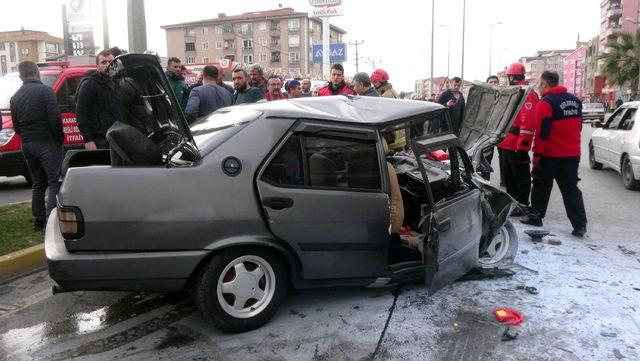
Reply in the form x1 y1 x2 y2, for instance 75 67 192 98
531 156 587 230
500 149 531 205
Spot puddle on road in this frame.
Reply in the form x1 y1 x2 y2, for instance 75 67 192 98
0 291 193 359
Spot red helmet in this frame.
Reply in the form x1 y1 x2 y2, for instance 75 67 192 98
370 69 389 83
506 63 525 76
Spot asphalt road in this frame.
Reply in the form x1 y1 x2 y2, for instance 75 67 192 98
0 126 639 360
0 176 30 206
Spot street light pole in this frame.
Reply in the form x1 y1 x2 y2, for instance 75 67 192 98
439 25 451 78
349 40 364 72
624 17 640 97
489 21 502 76
430 0 435 95
461 0 466 84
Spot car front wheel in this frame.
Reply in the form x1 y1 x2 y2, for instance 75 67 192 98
589 142 603 170
621 156 640 190
195 247 288 333
479 220 518 267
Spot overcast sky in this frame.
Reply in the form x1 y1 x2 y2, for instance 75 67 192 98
1 0 602 91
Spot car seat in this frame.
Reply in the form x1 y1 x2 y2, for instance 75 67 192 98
382 138 404 234
309 153 338 187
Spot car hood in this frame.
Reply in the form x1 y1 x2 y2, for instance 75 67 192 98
458 82 533 165
108 53 196 147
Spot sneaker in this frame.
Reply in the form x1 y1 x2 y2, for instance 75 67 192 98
571 227 587 238
510 206 528 217
520 216 543 227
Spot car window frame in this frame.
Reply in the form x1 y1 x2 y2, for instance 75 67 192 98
258 119 387 194
618 106 637 131
606 107 627 129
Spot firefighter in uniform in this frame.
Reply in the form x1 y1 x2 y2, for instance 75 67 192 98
521 71 587 237
498 63 538 214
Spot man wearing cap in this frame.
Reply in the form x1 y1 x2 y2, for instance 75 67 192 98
371 69 398 99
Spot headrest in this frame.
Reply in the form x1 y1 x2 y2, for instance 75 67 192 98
382 137 390 155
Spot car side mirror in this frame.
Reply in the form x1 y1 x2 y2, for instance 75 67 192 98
67 96 77 113
591 120 603 128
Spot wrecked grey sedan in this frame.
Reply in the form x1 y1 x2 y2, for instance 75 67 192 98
46 54 531 332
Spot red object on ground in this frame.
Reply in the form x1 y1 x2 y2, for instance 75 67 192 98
400 226 413 235
494 308 524 326
423 150 450 161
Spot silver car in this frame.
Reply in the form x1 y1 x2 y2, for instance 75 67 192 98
46 54 529 332
582 102 605 122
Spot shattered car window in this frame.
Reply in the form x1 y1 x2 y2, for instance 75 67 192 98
190 109 262 156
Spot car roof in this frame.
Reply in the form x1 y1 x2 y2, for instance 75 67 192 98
238 95 444 125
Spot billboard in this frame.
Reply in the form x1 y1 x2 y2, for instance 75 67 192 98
312 44 346 62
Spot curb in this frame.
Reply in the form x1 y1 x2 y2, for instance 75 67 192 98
0 244 46 284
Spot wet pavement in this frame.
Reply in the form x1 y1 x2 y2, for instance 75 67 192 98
1 127 639 360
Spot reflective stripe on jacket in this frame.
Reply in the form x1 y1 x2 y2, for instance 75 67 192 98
498 81 538 152
532 86 582 158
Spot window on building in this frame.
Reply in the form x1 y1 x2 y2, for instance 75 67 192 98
0 43 5 51
271 52 281 62
289 52 300 63
185 27 195 36
288 18 300 30
224 41 235 49
10 43 15 50
202 42 209 50
214 25 223 34
309 21 314 31
0 55 5 63
202 26 209 35
258 22 267 31
45 43 57 53
20 48 29 55
203 57 210 63
272 37 280 46
216 41 223 49
259 38 267 47
11 66 17 72
270 20 280 31
10 56 16 62
337 34 343 42
222 24 233 33
243 39 253 49
288 35 300 47
186 56 196 64
243 54 254 63
224 54 236 61
185 42 196 51
259 53 267 62
240 23 252 35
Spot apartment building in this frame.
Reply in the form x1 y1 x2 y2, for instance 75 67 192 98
520 49 575 86
161 8 346 77
0 29 64 75
599 0 638 53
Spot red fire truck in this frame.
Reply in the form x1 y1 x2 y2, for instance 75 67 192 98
0 61 94 183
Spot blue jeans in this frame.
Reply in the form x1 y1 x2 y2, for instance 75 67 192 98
22 141 63 227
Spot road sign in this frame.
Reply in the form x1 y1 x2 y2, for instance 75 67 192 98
310 7 344 17
309 0 342 7
312 44 347 62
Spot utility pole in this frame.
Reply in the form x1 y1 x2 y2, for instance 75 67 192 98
102 0 109 50
430 0 435 95
127 0 147 53
461 0 466 84
349 40 364 72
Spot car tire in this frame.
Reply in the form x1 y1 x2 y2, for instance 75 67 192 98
195 247 288 333
589 142 603 170
478 220 518 267
621 155 640 190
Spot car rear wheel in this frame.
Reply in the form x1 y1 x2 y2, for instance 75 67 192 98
195 247 288 333
621 156 640 190
589 142 603 170
478 220 518 267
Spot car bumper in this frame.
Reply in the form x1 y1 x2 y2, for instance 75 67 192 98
582 113 604 120
0 150 25 177
45 212 210 292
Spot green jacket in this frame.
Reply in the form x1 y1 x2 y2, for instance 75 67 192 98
234 86 265 105
166 71 188 110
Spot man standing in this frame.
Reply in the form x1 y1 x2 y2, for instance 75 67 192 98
184 65 232 122
285 80 303 99
214 64 235 96
232 69 265 105
522 71 587 237
497 63 538 209
318 63 356 96
76 49 121 149
352 72 380 97
248 64 268 94
10 61 63 229
165 57 188 110
437 77 465 134
370 69 398 98
265 76 286 101
486 75 500 86
300 79 312 97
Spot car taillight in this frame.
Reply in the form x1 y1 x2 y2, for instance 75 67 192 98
0 128 15 147
57 205 84 239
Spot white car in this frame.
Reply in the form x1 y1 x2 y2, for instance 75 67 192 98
589 102 640 190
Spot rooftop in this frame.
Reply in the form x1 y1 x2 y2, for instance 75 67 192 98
161 8 346 34
0 29 63 44
238 95 444 125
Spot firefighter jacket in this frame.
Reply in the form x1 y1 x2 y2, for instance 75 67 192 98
532 86 582 158
498 81 538 152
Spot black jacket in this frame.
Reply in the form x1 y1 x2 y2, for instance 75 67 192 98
75 70 123 142
438 89 465 133
10 79 63 143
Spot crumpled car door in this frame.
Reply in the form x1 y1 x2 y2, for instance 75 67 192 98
410 133 483 294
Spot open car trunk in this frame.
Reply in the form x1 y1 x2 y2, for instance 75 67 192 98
458 82 533 171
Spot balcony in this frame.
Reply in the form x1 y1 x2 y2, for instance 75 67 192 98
269 25 281 36
605 24 622 38
607 6 623 19
222 31 235 41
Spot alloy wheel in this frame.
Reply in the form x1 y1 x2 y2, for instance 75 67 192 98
480 225 510 265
